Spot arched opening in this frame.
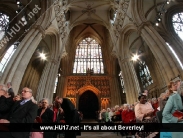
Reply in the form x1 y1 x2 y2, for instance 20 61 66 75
79 90 99 119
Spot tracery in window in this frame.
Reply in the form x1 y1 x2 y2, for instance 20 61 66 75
73 37 104 74
119 71 125 93
0 13 9 40
138 61 153 88
172 12 183 40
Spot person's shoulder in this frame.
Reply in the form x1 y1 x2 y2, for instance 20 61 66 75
169 93 179 98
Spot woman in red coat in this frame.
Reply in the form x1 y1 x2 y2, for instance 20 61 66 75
121 104 136 123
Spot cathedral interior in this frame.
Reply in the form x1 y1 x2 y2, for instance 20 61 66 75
0 0 183 119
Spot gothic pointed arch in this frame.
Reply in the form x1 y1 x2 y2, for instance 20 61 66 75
78 84 100 97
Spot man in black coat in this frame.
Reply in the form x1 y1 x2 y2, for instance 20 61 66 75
55 97 80 138
0 87 38 138
0 84 14 119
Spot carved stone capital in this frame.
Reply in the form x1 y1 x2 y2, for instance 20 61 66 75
33 25 45 38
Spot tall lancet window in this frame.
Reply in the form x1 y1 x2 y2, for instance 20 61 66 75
73 37 104 74
0 44 17 73
0 13 9 40
172 12 183 41
138 60 153 88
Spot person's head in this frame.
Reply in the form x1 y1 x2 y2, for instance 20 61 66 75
123 104 129 111
6 82 12 88
138 94 147 104
55 96 63 104
168 81 178 92
142 90 148 96
107 108 110 112
169 77 181 91
21 87 32 100
159 93 166 100
147 99 152 103
152 98 158 104
41 98 49 109
0 84 8 96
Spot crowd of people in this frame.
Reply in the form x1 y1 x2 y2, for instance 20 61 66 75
96 77 183 138
0 83 80 138
0 76 183 138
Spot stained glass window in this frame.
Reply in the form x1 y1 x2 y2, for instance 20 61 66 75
172 12 183 40
0 13 9 40
73 37 104 74
138 60 153 88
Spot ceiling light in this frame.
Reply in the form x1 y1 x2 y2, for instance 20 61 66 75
40 53 46 60
132 54 139 61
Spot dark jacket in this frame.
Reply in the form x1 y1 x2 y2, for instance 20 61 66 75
0 96 14 119
0 100 38 138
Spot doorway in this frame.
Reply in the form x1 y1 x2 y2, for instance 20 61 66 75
79 90 99 119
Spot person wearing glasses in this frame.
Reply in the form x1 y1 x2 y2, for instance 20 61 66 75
0 87 38 138
32 98 53 138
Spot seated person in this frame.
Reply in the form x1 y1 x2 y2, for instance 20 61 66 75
122 104 135 123
152 98 159 116
135 93 158 138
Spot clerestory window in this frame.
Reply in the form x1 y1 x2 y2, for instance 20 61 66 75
172 12 183 41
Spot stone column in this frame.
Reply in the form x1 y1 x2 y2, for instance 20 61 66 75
36 57 60 102
0 28 43 94
120 58 140 104
140 24 183 82
109 76 122 107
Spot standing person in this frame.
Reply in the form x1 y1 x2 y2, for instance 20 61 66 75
0 87 38 138
162 81 183 138
55 97 80 138
33 98 54 138
6 82 14 98
0 84 14 119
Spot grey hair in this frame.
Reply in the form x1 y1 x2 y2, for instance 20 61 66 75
159 93 165 98
0 84 8 92
151 98 157 101
123 104 129 108
42 98 50 104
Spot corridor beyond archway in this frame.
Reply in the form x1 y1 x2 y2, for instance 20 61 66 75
79 90 99 119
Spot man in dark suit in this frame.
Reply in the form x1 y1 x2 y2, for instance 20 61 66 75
55 97 80 138
0 87 38 138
